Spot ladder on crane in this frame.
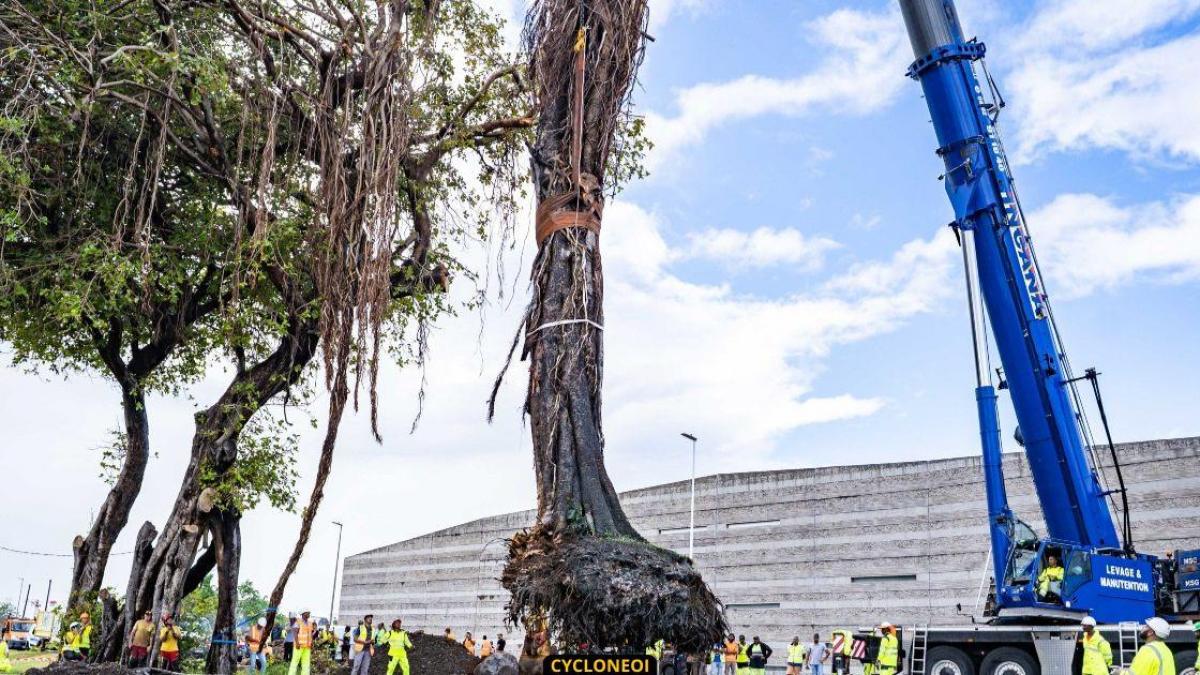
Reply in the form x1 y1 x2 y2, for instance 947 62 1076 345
1117 622 1140 670
908 625 929 675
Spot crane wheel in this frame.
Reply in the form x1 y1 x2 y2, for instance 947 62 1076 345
980 647 1039 675
927 646 975 675
1175 650 1196 675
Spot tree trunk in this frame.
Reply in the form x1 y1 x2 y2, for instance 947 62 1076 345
206 511 241 674
499 0 726 651
113 320 319 666
69 385 150 609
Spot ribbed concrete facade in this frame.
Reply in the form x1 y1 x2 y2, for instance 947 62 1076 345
339 437 1200 651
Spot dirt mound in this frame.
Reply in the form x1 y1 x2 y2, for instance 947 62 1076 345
26 662 157 675
502 530 727 652
335 632 481 675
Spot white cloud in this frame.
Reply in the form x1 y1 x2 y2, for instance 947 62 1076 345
679 226 839 270
1028 193 1200 297
1007 1 1200 163
644 6 907 166
1015 0 1200 52
648 0 709 31
601 202 958 469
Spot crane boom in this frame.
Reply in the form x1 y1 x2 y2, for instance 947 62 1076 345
897 0 1165 621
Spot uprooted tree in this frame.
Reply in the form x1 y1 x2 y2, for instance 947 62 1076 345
2 0 529 672
492 0 725 651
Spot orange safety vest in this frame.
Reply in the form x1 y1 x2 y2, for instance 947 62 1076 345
296 621 315 649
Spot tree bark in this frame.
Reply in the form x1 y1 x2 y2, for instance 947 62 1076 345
70 385 150 608
206 511 241 674
113 318 320 671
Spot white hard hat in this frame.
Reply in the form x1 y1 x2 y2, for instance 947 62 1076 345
258 618 266 627
880 622 892 629
1145 617 1170 639
1081 617 1097 627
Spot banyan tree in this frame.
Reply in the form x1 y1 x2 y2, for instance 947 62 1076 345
495 0 726 651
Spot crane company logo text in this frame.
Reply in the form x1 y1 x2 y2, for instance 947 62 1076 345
1100 564 1151 593
545 655 655 673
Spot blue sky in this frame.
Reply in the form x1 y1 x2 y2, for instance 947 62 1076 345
2 0 1198 613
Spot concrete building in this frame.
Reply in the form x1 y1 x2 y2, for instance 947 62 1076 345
339 437 1200 651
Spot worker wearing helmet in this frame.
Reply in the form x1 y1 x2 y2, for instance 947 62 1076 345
288 610 316 675
61 622 82 661
385 619 414 675
876 623 899 675
246 617 268 674
1079 617 1112 675
1129 618 1174 675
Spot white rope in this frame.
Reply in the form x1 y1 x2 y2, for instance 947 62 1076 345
526 318 605 338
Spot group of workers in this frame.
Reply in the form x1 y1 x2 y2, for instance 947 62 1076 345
1078 616 1200 675
644 625 882 675
646 618 1198 675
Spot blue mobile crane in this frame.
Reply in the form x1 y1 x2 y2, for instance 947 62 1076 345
885 2 1199 675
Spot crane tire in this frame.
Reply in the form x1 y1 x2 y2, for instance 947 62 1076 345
980 647 1039 675
1175 650 1196 675
927 646 975 675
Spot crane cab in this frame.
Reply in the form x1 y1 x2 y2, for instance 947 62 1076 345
993 519 1157 623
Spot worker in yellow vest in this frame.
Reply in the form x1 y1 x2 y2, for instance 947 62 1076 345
159 612 182 672
1 624 13 673
738 635 750 670
876 623 899 675
1129 618 1174 675
77 612 93 659
1038 555 1065 600
386 619 414 675
288 610 317 675
786 637 806 675
646 639 664 661
1079 617 1112 675
832 629 854 675
350 615 375 675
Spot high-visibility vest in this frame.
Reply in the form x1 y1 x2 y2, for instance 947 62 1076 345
354 625 374 653
79 625 93 649
1038 566 1065 595
788 644 807 664
724 641 740 659
388 631 412 658
1130 641 1175 675
248 626 264 649
1080 632 1112 675
646 640 664 660
296 620 315 649
64 630 80 651
738 643 749 664
481 640 493 657
878 634 899 670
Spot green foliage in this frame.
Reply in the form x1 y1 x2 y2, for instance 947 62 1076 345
177 575 218 662
200 413 302 513
97 429 129 487
235 581 268 625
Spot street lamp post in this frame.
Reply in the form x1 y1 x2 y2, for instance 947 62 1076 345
329 521 344 625
680 433 698 560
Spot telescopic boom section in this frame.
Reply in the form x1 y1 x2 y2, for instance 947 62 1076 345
899 0 1121 551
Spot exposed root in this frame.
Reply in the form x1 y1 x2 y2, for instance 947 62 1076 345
502 527 727 652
